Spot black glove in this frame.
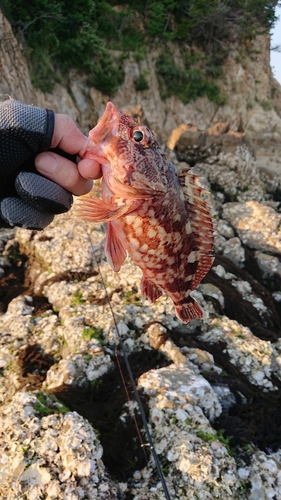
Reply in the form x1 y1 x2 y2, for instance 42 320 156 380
0 98 73 230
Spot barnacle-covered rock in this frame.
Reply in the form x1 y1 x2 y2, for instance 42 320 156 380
0 391 117 500
195 146 264 203
137 364 241 499
223 200 281 254
201 317 276 390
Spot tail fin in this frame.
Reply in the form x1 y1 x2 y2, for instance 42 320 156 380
175 296 203 324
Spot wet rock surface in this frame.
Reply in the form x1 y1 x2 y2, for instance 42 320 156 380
1 136 281 499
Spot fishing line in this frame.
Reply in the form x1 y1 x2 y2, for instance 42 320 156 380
114 346 149 464
94 243 172 500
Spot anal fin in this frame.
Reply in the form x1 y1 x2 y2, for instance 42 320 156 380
141 277 163 303
105 222 127 272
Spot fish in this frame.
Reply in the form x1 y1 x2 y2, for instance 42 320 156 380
77 102 214 323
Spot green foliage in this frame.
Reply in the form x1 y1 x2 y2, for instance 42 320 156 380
82 326 104 344
156 52 223 104
96 1 145 51
238 480 250 494
34 391 69 416
146 0 176 38
162 465 170 476
123 290 142 306
90 378 102 389
261 100 272 110
6 360 13 371
217 431 235 457
242 443 254 452
70 290 85 306
1 0 278 99
134 73 149 92
2 0 125 94
197 430 217 443
84 353 92 361
88 54 125 96
197 429 235 456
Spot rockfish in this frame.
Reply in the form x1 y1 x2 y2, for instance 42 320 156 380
78 102 214 323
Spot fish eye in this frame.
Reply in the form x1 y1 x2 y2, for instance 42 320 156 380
133 130 144 142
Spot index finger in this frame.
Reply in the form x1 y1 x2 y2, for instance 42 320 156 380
51 114 87 154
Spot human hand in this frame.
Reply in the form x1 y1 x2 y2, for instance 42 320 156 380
0 98 102 230
35 113 102 195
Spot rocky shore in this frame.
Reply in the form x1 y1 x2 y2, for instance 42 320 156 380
0 126 281 498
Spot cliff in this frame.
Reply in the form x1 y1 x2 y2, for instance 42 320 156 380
1 10 281 151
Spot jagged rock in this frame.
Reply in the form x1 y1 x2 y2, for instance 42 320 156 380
43 83 80 124
0 207 281 498
121 103 149 126
195 145 264 202
0 392 115 500
171 125 206 151
215 219 235 239
201 317 276 390
246 105 281 144
0 12 37 104
207 122 230 136
221 130 247 153
220 237 246 267
223 200 281 254
167 123 198 150
169 122 245 168
255 251 281 279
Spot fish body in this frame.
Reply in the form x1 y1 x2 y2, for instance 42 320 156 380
79 102 214 323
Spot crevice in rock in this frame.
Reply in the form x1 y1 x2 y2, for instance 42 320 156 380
50 349 171 481
272 188 281 203
0 247 28 312
213 368 281 453
88 286 123 305
202 254 281 342
210 182 238 202
244 247 281 293
0 234 102 314
17 343 55 391
171 330 281 454
31 295 53 316
0 241 54 314
36 269 99 294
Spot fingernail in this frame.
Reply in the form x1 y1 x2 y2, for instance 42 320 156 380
36 153 58 174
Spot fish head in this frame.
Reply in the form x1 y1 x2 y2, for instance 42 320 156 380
83 102 168 195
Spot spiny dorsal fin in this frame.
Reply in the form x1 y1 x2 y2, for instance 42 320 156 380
178 168 214 290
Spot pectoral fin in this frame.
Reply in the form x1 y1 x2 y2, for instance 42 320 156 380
76 196 133 222
105 222 127 271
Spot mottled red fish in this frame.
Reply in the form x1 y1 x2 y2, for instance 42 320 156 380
78 102 214 323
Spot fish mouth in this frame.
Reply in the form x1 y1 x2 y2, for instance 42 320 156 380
82 101 119 163
91 101 119 143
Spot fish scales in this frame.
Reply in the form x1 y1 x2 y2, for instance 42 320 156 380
78 102 214 323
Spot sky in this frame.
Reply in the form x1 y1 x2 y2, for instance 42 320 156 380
270 4 281 84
